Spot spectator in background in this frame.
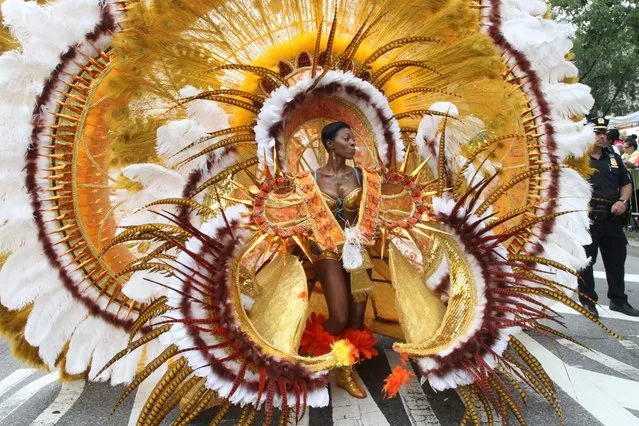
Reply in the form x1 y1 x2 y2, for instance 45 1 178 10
622 137 639 168
624 135 639 229
605 130 619 155
609 128 624 154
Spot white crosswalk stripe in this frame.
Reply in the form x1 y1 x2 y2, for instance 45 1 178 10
556 338 639 381
518 333 639 426
619 339 639 351
0 369 37 400
594 270 639 283
0 372 58 423
30 380 85 426
553 302 639 323
574 369 639 411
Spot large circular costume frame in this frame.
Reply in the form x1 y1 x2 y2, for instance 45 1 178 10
0 0 609 424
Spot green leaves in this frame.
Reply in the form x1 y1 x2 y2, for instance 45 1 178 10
550 0 639 115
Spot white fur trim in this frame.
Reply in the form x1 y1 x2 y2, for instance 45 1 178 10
255 70 403 172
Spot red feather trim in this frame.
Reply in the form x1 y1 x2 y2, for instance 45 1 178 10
343 328 379 362
278 378 288 419
256 367 267 406
299 313 337 356
293 382 301 422
300 381 308 420
228 360 248 398
263 380 276 425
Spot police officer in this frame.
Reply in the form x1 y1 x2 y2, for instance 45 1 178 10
578 117 639 318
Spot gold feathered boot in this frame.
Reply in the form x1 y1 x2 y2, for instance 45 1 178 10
336 367 366 399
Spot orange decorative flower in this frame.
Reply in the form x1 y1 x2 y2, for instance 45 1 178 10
299 313 336 356
342 328 378 361
382 366 414 399
298 291 308 299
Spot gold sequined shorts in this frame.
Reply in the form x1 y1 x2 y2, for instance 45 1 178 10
312 250 341 261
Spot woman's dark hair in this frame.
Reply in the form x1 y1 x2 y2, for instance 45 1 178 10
626 138 638 150
321 122 350 149
607 128 620 141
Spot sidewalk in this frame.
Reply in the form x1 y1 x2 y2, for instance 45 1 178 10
628 231 639 248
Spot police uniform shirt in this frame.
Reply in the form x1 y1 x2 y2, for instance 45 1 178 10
589 147 631 202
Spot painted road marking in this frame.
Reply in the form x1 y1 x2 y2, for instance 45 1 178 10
384 350 441 426
594 270 639 283
574 369 639 411
30 380 85 425
330 370 390 426
0 372 59 422
518 333 639 426
0 369 37 399
619 339 639 351
552 303 639 323
556 339 639 381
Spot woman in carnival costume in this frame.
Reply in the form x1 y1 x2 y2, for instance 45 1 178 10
305 121 371 398
0 0 618 424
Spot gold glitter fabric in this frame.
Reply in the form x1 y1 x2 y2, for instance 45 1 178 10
250 253 309 353
388 244 445 344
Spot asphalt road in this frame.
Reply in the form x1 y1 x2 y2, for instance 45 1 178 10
0 247 638 426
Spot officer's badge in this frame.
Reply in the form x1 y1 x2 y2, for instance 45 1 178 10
610 157 619 168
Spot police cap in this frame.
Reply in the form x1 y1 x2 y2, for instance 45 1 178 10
590 117 609 133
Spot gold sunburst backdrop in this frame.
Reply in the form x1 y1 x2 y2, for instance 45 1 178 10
107 0 540 249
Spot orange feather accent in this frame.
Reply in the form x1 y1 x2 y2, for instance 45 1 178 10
383 366 414 399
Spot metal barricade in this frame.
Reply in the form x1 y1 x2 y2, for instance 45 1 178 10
630 168 639 230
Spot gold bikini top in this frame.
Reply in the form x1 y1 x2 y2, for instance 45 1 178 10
314 168 362 225
322 187 362 212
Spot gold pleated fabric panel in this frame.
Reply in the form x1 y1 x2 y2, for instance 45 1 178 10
250 253 309 353
389 244 446 344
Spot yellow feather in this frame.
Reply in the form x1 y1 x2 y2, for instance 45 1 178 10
0 304 48 370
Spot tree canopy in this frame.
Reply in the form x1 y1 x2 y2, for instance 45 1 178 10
549 0 639 116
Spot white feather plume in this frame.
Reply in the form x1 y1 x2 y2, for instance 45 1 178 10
122 271 168 304
38 303 88 368
65 316 108 375
24 288 75 347
0 241 61 310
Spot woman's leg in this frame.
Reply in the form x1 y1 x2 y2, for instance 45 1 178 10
344 268 367 329
316 258 350 335
347 298 367 330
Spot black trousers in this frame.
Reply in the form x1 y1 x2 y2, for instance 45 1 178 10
578 216 628 305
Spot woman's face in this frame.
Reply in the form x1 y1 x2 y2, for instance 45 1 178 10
327 127 357 160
